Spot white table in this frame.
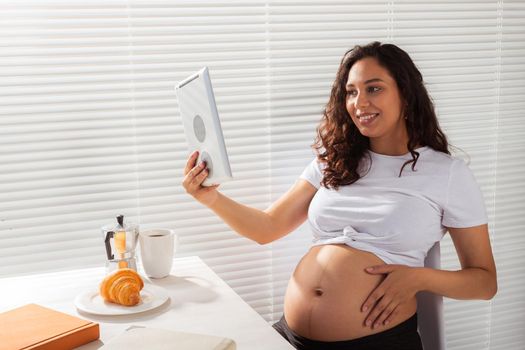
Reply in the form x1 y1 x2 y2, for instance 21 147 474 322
0 256 294 350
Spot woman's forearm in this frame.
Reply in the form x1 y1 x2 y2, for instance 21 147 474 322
417 267 497 300
208 192 276 245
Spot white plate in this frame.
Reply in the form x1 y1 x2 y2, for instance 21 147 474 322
74 284 170 316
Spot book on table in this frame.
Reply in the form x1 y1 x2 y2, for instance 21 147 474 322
0 303 99 350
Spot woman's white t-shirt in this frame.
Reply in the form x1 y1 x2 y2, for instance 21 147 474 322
300 147 488 267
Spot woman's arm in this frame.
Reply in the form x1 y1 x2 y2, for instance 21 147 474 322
207 180 317 244
417 224 497 300
183 151 318 245
361 224 497 329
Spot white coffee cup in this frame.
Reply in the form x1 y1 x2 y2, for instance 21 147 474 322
139 229 177 279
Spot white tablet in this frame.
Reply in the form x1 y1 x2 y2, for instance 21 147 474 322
175 67 233 186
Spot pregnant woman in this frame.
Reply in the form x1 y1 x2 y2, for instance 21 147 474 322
182 42 497 350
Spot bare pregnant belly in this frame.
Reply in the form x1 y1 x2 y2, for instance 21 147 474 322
283 244 417 341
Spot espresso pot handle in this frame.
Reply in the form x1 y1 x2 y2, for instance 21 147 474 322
104 231 115 260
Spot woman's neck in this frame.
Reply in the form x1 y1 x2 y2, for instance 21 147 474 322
369 140 411 156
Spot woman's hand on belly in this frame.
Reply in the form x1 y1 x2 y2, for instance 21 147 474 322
362 264 424 329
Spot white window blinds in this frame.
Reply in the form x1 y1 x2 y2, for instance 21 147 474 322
1 1 524 348
489 1 525 348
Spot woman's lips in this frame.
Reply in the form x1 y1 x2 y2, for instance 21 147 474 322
357 113 379 126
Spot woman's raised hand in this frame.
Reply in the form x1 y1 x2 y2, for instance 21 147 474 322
182 150 220 207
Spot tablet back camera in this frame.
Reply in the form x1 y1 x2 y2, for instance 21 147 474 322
193 114 206 142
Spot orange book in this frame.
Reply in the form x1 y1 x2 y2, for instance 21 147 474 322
0 303 99 350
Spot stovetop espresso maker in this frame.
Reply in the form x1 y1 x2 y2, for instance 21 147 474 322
102 215 139 272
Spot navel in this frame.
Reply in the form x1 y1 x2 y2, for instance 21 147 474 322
314 287 324 297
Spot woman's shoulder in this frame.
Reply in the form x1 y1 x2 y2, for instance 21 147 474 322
415 147 465 177
299 157 325 189
424 147 472 163
421 146 454 164
421 147 476 178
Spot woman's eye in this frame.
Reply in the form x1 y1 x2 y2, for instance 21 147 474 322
346 90 357 97
368 86 381 93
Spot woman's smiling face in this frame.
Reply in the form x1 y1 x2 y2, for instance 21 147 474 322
345 57 408 151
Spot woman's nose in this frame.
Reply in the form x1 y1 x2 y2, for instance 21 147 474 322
355 93 370 108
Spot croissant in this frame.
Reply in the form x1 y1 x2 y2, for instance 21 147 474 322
99 268 144 306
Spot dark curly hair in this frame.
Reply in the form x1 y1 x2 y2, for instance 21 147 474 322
314 41 450 190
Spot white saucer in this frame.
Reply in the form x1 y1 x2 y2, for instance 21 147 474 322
74 284 170 316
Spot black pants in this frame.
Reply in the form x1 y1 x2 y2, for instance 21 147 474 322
272 313 423 350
